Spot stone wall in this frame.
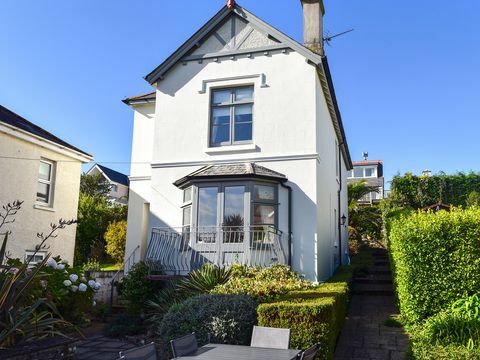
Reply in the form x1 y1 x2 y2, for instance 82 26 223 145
87 270 124 305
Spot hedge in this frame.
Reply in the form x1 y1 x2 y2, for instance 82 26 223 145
389 208 480 324
257 269 351 359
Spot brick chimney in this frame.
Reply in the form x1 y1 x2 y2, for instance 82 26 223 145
300 0 325 55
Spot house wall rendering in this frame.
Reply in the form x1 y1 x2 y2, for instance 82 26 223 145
0 132 84 264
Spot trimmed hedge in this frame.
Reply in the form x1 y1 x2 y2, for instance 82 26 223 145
389 208 480 324
257 270 351 359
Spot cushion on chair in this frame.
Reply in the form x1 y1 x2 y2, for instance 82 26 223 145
250 325 290 350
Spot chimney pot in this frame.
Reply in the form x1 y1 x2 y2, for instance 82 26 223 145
300 0 325 55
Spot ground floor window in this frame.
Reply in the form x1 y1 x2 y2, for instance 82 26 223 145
25 251 46 265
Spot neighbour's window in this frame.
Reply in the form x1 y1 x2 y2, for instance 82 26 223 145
36 160 54 206
25 251 46 265
210 86 253 146
364 167 375 177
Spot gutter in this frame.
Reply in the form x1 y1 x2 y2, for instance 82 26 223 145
280 182 293 266
337 142 343 266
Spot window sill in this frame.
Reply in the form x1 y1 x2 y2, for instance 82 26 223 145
34 204 55 212
204 144 258 155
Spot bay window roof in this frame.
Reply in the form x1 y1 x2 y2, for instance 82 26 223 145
173 163 287 188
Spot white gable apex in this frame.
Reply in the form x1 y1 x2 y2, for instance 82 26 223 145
191 15 280 56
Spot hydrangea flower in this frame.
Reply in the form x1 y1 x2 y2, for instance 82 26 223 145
94 282 101 290
63 280 72 287
56 264 65 270
78 283 88 292
47 258 57 268
92 301 97 307
88 280 96 288
70 285 78 292
69 274 78 282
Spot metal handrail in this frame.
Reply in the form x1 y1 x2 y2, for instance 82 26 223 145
145 226 287 275
109 245 140 309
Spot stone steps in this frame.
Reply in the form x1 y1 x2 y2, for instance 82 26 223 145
352 283 395 296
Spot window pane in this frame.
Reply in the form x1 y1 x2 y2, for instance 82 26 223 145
36 182 50 203
213 90 231 105
212 107 230 125
39 162 51 181
234 104 252 123
183 206 191 226
211 125 230 145
224 186 245 227
253 185 275 201
183 187 192 203
198 187 218 227
354 167 363 178
234 123 252 142
235 87 253 102
365 168 374 177
253 205 275 225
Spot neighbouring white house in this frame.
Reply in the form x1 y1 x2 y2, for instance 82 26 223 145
123 0 352 282
86 164 129 205
0 104 92 265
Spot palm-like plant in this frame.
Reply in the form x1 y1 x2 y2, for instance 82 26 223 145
0 201 76 347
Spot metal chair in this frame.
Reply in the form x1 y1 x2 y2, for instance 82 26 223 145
171 333 198 358
298 343 321 360
250 325 290 349
118 342 157 360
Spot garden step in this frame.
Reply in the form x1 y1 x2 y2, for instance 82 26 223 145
371 269 392 275
352 283 394 296
371 265 391 272
374 261 390 266
356 273 392 281
354 278 392 284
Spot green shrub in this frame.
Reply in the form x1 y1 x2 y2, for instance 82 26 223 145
117 261 161 315
105 220 127 264
157 294 257 347
389 208 480 324
82 258 101 272
213 264 311 302
176 264 232 295
257 276 350 359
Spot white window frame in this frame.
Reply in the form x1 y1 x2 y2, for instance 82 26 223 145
25 250 46 265
36 159 55 207
347 166 377 179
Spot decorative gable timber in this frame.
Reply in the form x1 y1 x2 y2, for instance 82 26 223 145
144 4 323 84
190 15 280 56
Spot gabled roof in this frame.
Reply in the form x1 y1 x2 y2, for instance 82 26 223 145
88 164 129 186
122 91 156 105
0 104 92 158
174 162 287 188
142 2 352 170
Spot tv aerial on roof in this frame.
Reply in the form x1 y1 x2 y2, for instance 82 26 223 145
323 29 354 46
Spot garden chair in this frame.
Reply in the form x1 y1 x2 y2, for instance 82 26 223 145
171 333 198 358
118 342 157 360
250 325 290 349
297 342 321 360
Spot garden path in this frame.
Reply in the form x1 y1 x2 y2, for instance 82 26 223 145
333 249 410 360
74 333 137 360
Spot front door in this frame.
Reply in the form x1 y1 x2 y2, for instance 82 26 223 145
194 185 249 266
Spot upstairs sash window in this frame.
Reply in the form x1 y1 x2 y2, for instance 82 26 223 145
37 160 54 206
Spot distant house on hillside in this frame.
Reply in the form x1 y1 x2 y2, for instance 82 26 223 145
86 164 129 205
0 104 92 264
347 159 384 204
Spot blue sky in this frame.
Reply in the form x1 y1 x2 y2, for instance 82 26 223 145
1 1 479 187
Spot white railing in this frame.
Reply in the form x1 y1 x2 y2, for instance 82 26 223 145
145 226 287 275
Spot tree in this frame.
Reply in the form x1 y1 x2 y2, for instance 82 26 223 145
80 173 111 197
348 180 383 240
466 191 480 208
105 220 127 264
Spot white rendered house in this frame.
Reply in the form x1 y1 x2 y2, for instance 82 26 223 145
124 0 352 282
0 104 92 265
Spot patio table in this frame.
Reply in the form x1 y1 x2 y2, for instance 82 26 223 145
173 343 301 360
172 344 301 360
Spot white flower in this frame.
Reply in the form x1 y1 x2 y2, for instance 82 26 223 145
88 280 96 288
70 285 78 292
78 283 87 292
92 301 97 307
56 264 65 270
69 274 78 282
63 280 72 287
47 258 57 268
94 282 101 290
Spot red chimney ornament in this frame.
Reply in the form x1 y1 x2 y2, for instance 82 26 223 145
227 0 235 9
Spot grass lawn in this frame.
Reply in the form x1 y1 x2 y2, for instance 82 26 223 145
100 263 121 271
